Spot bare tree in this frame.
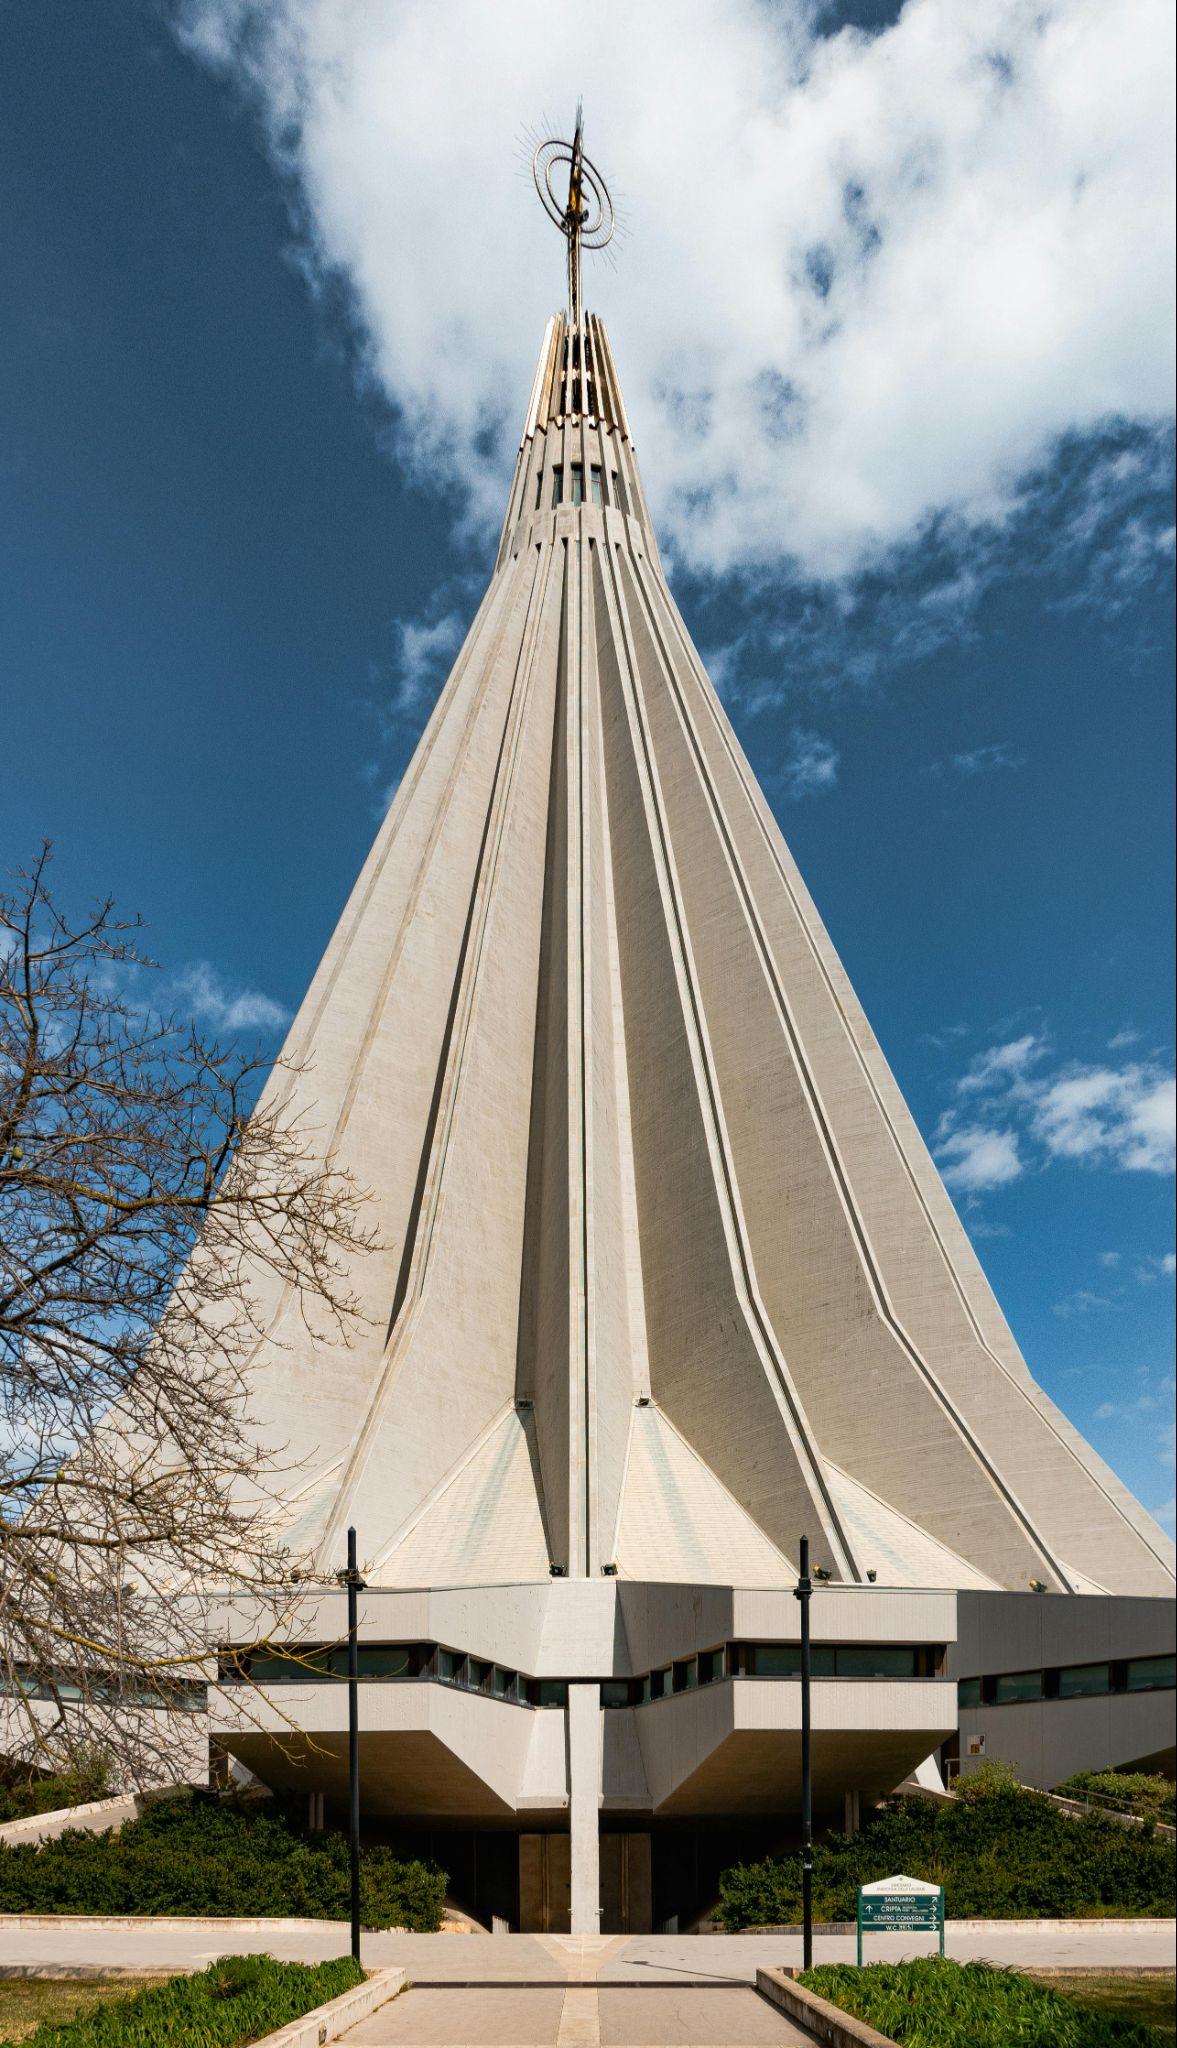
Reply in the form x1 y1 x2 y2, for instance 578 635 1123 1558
0 848 375 1788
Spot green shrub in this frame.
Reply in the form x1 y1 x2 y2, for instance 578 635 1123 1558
716 1775 1176 1928
11 1952 362 2048
0 1792 447 1931
1056 1772 1176 1828
0 1755 111 1824
800 1957 1162 2047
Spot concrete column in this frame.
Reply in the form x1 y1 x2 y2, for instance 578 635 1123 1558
567 1683 601 1934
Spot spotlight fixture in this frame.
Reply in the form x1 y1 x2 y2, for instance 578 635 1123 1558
1029 1577 1048 1592
866 1569 877 1583
549 1561 567 1577
601 1562 617 1576
813 1565 832 1582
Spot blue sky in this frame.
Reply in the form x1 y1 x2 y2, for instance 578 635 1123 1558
2 0 1174 1531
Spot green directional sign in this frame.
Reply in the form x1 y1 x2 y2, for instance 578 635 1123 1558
856 1875 945 1964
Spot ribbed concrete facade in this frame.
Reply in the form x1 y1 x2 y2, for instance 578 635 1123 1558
212 311 1174 1931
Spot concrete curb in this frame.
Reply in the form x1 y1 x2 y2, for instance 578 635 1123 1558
756 1969 894 2047
0 1785 196 1851
0 1965 181 1982
249 1967 406 2047
744 1918 1177 1936
0 1913 353 1932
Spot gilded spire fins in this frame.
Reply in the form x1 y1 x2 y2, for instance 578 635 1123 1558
532 103 615 327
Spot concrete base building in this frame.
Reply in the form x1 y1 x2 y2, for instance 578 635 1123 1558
208 221 1174 1930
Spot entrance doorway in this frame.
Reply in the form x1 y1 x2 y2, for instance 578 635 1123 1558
518 1832 571 1932
600 1831 652 1932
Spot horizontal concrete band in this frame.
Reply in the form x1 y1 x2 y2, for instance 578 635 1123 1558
758 1969 894 2048
251 1967 406 2048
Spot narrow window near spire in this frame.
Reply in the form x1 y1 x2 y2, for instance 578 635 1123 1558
570 464 584 505
611 470 627 514
535 470 544 510
551 469 564 508
590 466 603 505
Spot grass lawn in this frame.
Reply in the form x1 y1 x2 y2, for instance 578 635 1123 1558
0 1979 161 2043
800 1957 1170 2045
1030 1974 1177 2043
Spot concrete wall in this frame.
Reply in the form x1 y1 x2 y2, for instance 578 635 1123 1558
948 1590 1175 1787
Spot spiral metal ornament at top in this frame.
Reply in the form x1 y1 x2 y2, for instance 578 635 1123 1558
532 137 616 251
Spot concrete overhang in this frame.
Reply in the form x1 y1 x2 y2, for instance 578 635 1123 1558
632 1677 957 1815
211 1679 569 1820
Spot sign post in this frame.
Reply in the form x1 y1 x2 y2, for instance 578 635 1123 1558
856 1875 944 1966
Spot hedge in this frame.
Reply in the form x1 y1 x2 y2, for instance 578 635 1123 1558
7 1952 364 2048
1056 1771 1176 1828
0 1792 447 1931
0 1756 111 1824
799 1958 1162 2048
717 1771 1176 1928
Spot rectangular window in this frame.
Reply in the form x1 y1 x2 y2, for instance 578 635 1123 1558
248 1651 330 1683
697 1649 723 1686
672 1658 697 1694
551 469 564 508
834 1646 918 1679
590 466 603 505
468 1658 493 1692
535 471 544 509
648 1667 668 1701
534 1679 568 1708
570 464 584 505
492 1666 520 1701
957 1677 982 1709
437 1648 464 1685
994 1669 1044 1704
601 1680 631 1709
1058 1662 1111 1699
1126 1654 1176 1692
610 471 626 513
749 1644 836 1678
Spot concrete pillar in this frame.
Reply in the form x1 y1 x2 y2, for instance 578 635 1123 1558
568 1683 601 1934
843 1789 861 1835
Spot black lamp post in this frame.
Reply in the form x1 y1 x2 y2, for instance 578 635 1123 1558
341 1526 366 1963
794 1534 814 1969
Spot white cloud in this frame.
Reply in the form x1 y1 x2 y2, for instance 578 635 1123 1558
956 1033 1043 1095
937 1123 1023 1192
778 727 839 800
168 961 290 1035
176 0 1175 583
1032 1067 1176 1173
936 1034 1176 1193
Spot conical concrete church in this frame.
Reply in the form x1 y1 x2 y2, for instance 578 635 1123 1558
213 125 1175 1935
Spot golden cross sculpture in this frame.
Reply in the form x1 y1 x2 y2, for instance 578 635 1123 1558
532 104 615 327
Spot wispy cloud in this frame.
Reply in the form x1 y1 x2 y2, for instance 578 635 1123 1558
167 961 290 1036
775 728 839 802
926 741 1027 780
1053 1288 1117 1319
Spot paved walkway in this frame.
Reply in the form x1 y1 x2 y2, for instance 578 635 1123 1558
3 1919 1173 1979
339 1983 811 2046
